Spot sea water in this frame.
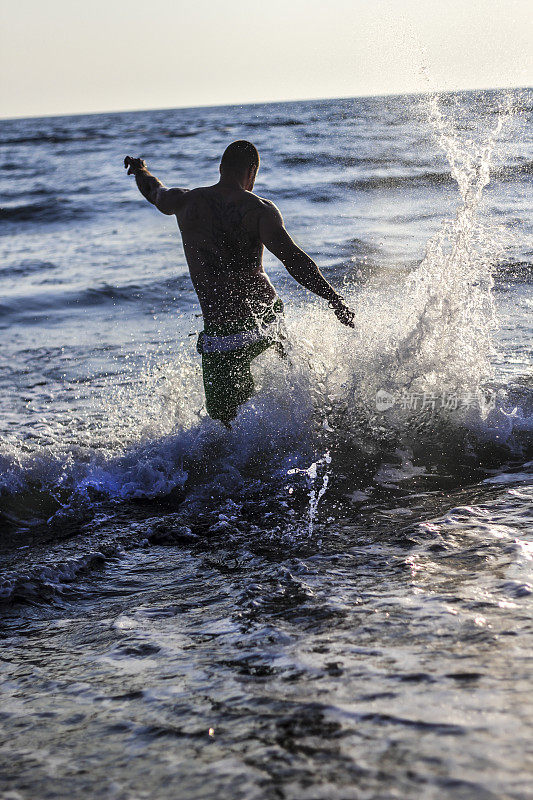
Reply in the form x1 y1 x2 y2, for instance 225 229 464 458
0 89 532 799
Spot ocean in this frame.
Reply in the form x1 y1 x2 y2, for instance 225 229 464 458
0 89 532 799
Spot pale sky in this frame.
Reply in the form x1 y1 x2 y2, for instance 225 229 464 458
1 0 532 119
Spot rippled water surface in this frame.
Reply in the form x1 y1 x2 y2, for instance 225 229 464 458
1 90 532 799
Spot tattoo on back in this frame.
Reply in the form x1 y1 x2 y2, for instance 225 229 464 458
183 190 262 273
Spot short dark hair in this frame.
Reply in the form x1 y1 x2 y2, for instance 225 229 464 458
220 140 259 174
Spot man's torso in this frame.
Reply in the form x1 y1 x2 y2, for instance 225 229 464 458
176 185 277 325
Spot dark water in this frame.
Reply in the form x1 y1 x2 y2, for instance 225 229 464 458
1 90 532 799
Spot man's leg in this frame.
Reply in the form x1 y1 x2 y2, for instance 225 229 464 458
201 340 272 426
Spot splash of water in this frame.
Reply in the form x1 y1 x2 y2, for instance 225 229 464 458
284 93 518 433
288 450 332 535
386 94 514 396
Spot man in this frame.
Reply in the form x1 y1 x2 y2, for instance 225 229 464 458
124 140 355 427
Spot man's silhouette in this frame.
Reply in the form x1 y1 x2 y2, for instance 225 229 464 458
125 141 354 426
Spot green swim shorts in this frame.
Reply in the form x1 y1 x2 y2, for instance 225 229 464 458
197 298 284 426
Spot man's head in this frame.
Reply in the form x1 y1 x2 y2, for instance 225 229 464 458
220 140 259 190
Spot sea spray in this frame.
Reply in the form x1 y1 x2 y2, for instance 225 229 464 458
283 94 518 434
288 450 332 535
387 94 515 394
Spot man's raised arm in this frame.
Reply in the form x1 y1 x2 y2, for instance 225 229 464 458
124 156 187 216
259 202 355 327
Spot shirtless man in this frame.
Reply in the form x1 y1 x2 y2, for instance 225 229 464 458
125 140 355 426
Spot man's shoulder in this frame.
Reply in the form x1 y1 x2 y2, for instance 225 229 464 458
176 186 215 213
248 193 282 219
185 186 208 199
250 193 276 208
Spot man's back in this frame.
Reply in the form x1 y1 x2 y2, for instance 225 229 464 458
177 185 278 325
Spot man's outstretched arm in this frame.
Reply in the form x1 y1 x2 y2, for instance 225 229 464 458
124 156 187 215
259 202 355 327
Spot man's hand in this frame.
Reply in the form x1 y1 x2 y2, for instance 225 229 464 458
124 156 146 175
330 297 355 328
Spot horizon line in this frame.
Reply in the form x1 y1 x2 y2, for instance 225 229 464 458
1 84 530 123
